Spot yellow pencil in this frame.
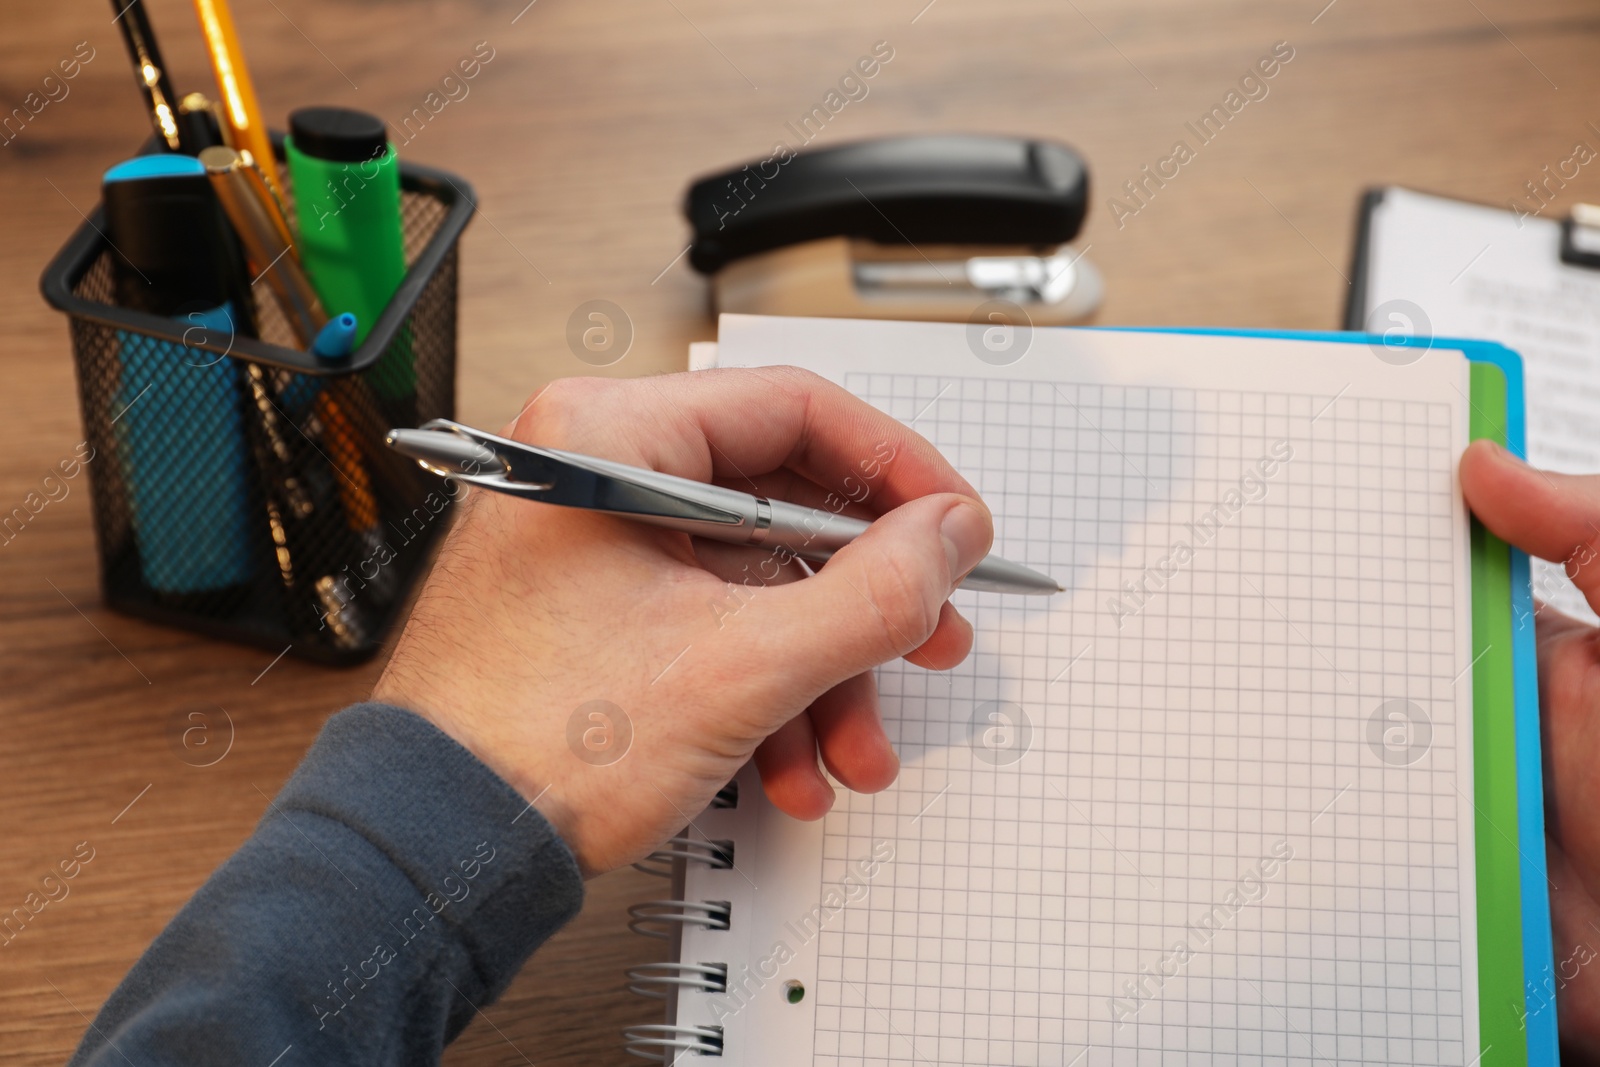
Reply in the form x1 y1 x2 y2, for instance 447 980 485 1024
192 0 284 199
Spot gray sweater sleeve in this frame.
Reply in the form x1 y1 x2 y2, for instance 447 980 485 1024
69 702 585 1066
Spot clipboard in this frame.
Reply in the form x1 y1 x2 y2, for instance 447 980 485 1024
1346 186 1600 332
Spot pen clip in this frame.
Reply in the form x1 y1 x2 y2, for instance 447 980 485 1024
417 420 745 527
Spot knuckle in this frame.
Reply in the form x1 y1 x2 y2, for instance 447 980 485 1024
759 365 828 408
760 364 823 392
507 377 610 446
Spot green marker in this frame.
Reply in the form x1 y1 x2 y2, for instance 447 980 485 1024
284 107 413 420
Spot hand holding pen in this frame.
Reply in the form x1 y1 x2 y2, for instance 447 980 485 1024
373 367 1006 874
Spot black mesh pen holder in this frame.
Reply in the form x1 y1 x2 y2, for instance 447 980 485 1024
40 142 475 665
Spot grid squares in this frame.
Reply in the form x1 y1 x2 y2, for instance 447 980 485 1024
809 374 1468 1067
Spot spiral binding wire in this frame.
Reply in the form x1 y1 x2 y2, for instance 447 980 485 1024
623 778 738 1058
622 1023 723 1060
632 837 735 878
627 900 731 940
626 961 728 1000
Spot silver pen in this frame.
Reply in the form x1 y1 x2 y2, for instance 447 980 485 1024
386 419 1062 596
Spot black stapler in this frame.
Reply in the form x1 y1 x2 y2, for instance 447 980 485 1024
683 133 1100 324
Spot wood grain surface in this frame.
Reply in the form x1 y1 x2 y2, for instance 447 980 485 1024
5 0 1600 1062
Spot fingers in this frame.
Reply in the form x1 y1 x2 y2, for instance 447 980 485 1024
904 600 975 671
715 467 881 524
1533 601 1600 852
732 493 992 718
1543 845 1600 1054
1460 440 1600 611
755 673 900 821
525 369 978 512
696 481 976 670
809 671 898 794
754 715 834 820
676 367 979 510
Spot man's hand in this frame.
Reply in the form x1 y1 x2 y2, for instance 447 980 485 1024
373 368 993 876
1461 440 1600 1051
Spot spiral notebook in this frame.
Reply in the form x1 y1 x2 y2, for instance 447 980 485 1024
626 316 1544 1066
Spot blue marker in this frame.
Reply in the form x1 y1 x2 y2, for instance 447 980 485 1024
276 313 359 415
104 154 256 598
312 312 359 358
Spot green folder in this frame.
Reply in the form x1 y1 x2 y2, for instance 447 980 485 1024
1469 359 1526 1067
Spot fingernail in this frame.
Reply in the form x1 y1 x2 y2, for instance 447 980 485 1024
940 501 992 581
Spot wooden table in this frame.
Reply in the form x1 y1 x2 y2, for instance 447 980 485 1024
4 0 1598 1061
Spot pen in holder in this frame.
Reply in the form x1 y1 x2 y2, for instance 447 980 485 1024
40 135 474 665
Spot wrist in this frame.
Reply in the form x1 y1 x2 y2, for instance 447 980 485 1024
369 674 601 874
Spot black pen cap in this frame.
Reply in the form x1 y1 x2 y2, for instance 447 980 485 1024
288 106 390 163
176 92 225 153
102 155 240 318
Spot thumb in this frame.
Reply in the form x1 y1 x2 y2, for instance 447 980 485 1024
737 494 993 704
1460 439 1600 609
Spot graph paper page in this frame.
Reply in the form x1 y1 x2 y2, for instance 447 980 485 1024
698 316 1478 1067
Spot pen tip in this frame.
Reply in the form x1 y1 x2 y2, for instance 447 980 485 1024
1054 582 1065 593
